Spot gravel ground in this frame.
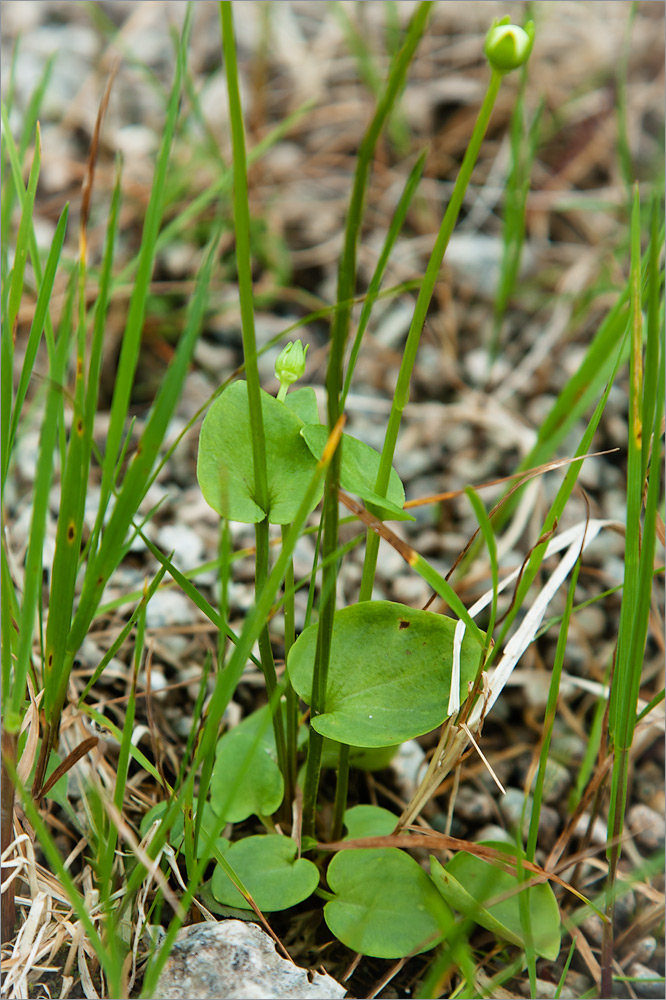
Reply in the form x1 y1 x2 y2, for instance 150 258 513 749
2 3 664 998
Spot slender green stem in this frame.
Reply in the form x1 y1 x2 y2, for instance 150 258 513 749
331 743 350 842
301 0 434 841
359 68 504 600
254 518 288 784
281 524 298 811
220 1 269 518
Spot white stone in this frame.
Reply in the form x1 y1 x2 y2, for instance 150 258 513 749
154 919 349 1000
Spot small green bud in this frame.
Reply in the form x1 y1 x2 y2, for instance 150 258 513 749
484 18 534 74
275 339 308 401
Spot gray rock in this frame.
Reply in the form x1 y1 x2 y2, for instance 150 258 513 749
154 920 349 999
628 803 665 853
627 961 665 999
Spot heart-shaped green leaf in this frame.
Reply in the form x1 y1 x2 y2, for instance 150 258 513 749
301 425 414 521
287 601 484 747
343 804 399 839
283 386 320 425
324 848 452 958
430 842 561 960
197 380 321 524
211 835 319 911
320 737 400 772
210 705 284 822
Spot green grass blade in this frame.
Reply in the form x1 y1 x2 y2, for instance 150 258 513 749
7 272 77 730
219 1 268 512
341 148 428 407
358 61 505 601
305 0 434 839
99 7 192 508
7 121 41 337
4 203 69 486
68 219 220 658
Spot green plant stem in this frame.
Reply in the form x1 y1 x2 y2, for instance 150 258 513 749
359 67 504 601
255 519 288 786
301 0 434 840
220 1 269 519
331 743 350 842
281 525 298 811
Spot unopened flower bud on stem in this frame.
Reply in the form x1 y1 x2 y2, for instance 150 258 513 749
484 17 534 74
275 340 308 401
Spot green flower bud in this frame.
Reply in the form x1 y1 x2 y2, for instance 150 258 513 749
484 18 534 74
275 340 308 401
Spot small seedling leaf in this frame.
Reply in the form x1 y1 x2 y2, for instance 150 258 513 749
324 847 452 957
211 834 319 911
197 380 322 523
287 601 484 746
430 842 561 960
210 704 284 822
301 425 414 520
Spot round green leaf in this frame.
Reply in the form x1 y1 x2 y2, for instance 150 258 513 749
197 380 321 524
301 425 413 521
343 805 399 840
430 842 561 960
324 848 452 958
319 737 400 772
210 705 284 822
283 386 320 425
287 601 484 747
211 835 319 911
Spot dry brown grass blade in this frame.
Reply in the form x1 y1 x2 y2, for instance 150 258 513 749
402 450 617 508
79 60 118 263
316 831 597 907
337 491 417 566
34 737 99 800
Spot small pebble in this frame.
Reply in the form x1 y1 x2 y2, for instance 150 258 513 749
627 961 665 999
452 784 495 824
518 977 576 999
499 788 560 849
474 824 513 845
580 912 604 946
634 760 666 812
633 936 658 965
628 804 665 853
158 523 205 574
146 589 198 629
390 739 426 800
391 574 430 606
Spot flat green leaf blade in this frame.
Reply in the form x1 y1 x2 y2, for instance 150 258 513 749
302 425 412 520
343 805 399 839
284 386 320 424
210 705 284 822
325 848 452 958
197 381 321 524
287 601 484 747
211 835 319 911
431 843 561 961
